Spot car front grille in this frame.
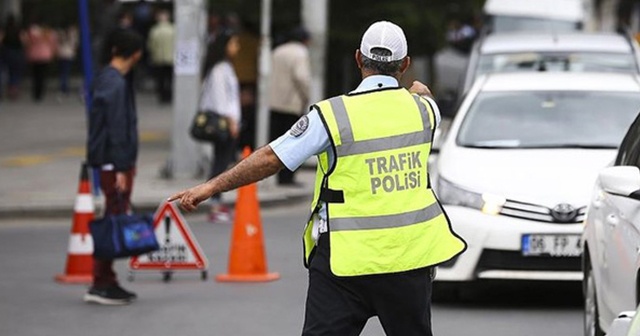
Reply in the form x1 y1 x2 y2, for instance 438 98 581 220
500 199 586 224
477 249 581 272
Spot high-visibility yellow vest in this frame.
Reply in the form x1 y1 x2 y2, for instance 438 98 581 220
303 88 467 276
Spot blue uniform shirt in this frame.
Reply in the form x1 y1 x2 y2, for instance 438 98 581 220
269 75 441 240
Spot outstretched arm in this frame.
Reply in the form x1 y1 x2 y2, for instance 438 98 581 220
168 145 285 212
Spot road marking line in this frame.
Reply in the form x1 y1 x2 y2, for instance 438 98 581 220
2 155 53 167
140 131 168 142
1 132 167 167
59 146 86 156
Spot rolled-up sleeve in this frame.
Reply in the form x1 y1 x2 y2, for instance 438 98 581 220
269 109 330 171
422 95 441 128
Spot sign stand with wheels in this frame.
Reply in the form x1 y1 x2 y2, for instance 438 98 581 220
128 202 208 282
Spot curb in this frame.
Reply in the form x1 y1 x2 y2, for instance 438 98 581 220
0 191 312 219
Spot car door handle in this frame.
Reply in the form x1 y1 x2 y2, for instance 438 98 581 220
606 214 619 227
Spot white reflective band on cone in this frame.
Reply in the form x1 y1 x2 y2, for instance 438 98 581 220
74 194 94 213
67 234 94 254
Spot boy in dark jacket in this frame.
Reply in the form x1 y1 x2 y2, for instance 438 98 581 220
85 30 143 305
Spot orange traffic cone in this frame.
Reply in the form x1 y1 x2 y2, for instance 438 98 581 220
55 162 94 284
216 147 280 283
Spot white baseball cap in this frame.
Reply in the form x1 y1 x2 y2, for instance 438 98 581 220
359 21 408 62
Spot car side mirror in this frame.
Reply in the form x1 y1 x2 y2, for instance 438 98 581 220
599 166 640 200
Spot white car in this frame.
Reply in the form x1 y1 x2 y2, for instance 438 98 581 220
583 112 640 336
461 32 640 96
434 72 640 290
604 306 640 336
483 0 589 33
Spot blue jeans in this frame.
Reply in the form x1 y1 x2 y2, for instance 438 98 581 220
58 59 74 94
3 48 24 87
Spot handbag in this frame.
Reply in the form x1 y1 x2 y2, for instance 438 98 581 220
90 201 159 259
190 110 230 142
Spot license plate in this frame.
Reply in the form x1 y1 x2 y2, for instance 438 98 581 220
521 234 582 257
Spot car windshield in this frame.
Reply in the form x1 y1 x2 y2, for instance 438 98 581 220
457 91 640 149
492 16 579 32
476 53 637 78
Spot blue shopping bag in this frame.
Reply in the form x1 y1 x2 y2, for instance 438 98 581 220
90 213 159 259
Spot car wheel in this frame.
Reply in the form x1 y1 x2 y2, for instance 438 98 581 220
584 262 605 336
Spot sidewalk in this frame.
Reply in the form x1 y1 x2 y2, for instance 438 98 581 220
0 91 314 218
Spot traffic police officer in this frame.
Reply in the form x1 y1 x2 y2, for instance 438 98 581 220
169 21 467 336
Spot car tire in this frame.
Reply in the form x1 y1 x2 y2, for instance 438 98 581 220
584 261 605 336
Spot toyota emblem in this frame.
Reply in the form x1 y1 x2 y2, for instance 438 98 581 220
551 203 577 223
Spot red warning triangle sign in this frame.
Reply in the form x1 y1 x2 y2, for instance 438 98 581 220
130 202 208 271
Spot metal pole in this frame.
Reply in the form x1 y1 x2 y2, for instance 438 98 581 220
77 0 100 195
255 0 272 149
78 0 94 113
169 0 206 178
301 0 328 105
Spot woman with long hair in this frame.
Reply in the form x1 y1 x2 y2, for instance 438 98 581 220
199 29 241 223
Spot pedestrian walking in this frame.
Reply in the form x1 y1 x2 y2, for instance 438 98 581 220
198 29 242 223
147 10 174 104
268 26 311 186
169 21 467 335
22 18 57 102
56 22 78 97
85 30 144 305
0 20 5 100
1 14 25 100
231 19 260 150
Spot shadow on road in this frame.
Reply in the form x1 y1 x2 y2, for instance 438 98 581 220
434 280 583 309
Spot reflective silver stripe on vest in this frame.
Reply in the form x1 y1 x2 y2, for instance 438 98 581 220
328 96 354 143
413 95 432 132
331 95 433 157
330 202 443 231
336 130 431 156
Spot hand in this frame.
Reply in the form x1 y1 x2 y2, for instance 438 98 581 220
408 80 433 97
167 183 213 212
115 172 128 192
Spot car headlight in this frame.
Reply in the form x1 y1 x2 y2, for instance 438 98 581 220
437 177 506 215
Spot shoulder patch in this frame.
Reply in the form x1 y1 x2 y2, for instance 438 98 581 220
289 115 309 137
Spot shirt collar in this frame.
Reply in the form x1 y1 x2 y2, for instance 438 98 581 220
351 75 400 94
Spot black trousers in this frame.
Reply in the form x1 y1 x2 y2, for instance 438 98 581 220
209 138 236 201
302 234 433 336
269 110 300 184
31 62 49 101
154 65 173 103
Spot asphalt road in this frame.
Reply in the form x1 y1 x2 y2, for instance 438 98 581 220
0 201 583 336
